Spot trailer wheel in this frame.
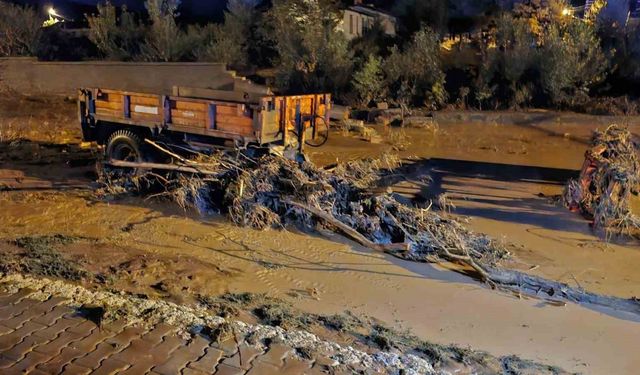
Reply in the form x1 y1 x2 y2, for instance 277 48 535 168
106 130 143 163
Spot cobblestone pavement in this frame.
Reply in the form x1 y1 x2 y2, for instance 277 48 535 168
0 289 352 375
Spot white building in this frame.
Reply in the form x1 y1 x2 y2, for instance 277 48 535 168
341 5 397 40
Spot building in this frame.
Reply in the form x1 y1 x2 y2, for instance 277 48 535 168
341 4 397 40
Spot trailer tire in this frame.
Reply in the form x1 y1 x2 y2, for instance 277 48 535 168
106 130 144 163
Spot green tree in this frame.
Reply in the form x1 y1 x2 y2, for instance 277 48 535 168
87 2 145 60
384 26 447 109
196 0 259 68
352 55 385 106
539 19 607 105
266 0 352 94
0 2 41 57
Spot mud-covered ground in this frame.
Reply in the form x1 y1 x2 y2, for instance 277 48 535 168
2 94 640 374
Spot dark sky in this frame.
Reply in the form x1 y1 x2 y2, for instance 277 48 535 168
11 0 229 23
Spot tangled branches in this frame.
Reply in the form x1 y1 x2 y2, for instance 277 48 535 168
564 124 640 237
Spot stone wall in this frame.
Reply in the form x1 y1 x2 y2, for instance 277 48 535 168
0 57 268 96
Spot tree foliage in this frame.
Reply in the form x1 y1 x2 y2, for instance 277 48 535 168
383 26 447 109
87 2 145 60
196 0 259 68
352 55 385 106
266 0 352 94
0 2 41 57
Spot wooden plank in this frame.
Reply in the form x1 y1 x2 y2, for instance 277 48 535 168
131 96 160 106
131 112 161 122
172 101 208 112
175 86 264 104
171 116 204 127
217 114 252 126
95 108 122 118
171 109 207 121
98 93 123 102
95 101 122 110
215 105 241 116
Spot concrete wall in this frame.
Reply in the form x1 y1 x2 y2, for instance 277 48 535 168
0 58 270 96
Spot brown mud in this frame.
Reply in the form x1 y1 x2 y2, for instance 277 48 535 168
2 96 640 373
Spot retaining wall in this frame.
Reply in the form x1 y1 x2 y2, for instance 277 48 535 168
0 57 268 96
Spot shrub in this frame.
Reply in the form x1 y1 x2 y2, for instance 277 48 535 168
266 0 352 94
383 26 447 109
87 2 145 60
0 1 41 57
352 54 385 107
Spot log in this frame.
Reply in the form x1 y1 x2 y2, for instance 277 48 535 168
106 160 218 175
285 200 410 252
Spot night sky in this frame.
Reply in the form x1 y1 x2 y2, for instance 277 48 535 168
10 0 230 23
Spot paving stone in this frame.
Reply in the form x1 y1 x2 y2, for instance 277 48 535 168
257 343 294 367
8 349 55 371
214 363 246 375
0 356 15 368
32 317 82 340
188 347 224 373
72 342 121 370
101 319 129 334
182 367 208 375
32 305 74 326
153 336 209 375
2 334 50 361
67 320 98 336
108 340 153 365
0 299 37 321
33 297 67 313
0 324 13 335
280 357 313 374
0 289 34 305
0 321 47 351
34 331 84 356
212 336 239 356
150 335 186 361
141 323 178 345
222 344 263 370
104 326 146 349
1 305 50 331
91 357 130 375
35 347 83 374
245 361 281 375
117 358 157 375
4 350 50 373
68 327 117 353
61 363 93 375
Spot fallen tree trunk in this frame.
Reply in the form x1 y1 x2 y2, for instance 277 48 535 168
285 200 410 253
106 160 218 175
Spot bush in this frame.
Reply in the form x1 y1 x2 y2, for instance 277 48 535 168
87 2 145 60
352 55 385 107
266 0 352 94
0 1 41 57
195 0 259 69
538 19 607 106
384 26 447 109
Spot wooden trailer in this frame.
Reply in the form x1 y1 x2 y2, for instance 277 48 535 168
78 86 331 161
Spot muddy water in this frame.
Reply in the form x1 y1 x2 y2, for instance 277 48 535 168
2 110 640 374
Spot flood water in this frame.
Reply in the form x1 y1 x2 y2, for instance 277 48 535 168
2 110 640 374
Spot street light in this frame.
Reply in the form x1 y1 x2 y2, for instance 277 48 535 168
562 8 573 17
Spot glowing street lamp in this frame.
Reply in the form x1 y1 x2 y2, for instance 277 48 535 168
43 6 65 27
562 8 573 17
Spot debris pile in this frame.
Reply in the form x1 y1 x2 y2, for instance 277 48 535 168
100 148 506 270
564 124 640 236
99 143 640 313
